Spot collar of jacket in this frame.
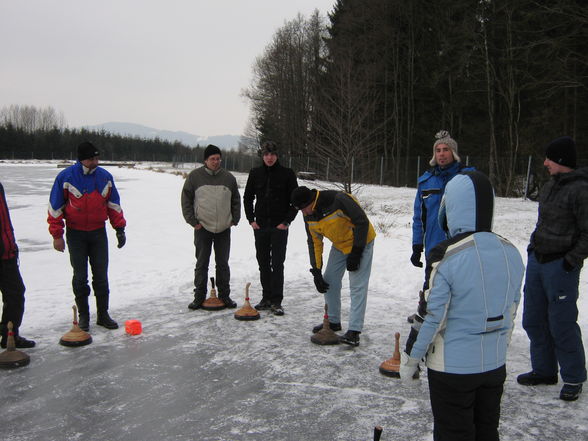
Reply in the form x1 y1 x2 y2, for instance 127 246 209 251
204 166 221 176
80 163 97 175
433 161 460 176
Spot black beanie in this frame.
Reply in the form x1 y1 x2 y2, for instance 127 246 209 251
545 136 576 168
204 144 222 160
290 186 314 210
77 142 100 161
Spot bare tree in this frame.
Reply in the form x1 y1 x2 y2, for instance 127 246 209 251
0 104 66 132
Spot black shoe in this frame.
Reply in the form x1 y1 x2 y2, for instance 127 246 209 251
254 300 272 311
517 371 558 386
1 335 36 349
312 321 342 334
188 299 204 310
560 383 583 401
96 312 119 329
221 297 237 308
271 305 284 316
78 313 90 332
339 330 361 346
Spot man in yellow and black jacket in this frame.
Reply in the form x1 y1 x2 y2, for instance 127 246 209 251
291 186 376 346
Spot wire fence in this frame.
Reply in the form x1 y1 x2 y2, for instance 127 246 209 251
3 150 585 199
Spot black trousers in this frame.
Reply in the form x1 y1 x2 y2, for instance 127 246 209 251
194 227 231 298
0 258 26 333
428 365 506 441
254 227 288 306
66 227 109 301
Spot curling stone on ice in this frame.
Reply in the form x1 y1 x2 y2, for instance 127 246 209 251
0 322 30 369
234 282 260 320
379 332 419 379
59 305 92 347
310 304 340 345
201 277 225 311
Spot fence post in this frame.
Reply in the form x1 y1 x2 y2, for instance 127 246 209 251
351 156 355 185
416 156 421 185
326 157 330 181
379 156 384 185
523 155 532 200
466 155 470 166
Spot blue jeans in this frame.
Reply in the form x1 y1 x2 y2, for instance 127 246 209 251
66 227 109 300
522 251 586 384
323 241 373 332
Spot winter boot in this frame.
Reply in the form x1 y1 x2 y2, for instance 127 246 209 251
96 296 119 329
75 297 90 332
339 330 361 346
517 371 558 386
220 296 237 308
271 304 285 316
560 383 583 401
0 324 36 349
254 299 272 311
312 321 342 334
188 292 206 310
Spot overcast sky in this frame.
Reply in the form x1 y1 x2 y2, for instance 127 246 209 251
0 0 335 137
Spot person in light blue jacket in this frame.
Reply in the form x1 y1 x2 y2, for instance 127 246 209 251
400 171 525 441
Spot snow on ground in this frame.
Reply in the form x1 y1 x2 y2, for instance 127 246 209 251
0 160 586 441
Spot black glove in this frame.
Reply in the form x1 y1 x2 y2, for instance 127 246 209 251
346 246 363 271
410 244 423 268
563 258 574 272
116 228 126 249
310 268 329 293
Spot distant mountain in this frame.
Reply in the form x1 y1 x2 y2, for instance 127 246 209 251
81 122 240 149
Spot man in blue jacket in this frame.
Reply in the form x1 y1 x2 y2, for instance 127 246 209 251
400 171 524 441
48 142 127 331
408 130 474 323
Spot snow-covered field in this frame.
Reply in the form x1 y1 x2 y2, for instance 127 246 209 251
0 160 586 441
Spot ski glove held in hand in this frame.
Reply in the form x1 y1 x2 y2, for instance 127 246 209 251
116 228 126 249
563 258 574 272
410 244 423 268
346 246 363 271
399 352 419 382
310 268 329 293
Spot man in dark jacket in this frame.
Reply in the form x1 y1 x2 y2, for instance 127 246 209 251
0 182 35 348
518 136 587 402
243 141 298 315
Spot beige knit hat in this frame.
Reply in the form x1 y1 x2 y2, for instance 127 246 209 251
429 130 460 166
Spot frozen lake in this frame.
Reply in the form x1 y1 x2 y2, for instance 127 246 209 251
0 161 586 441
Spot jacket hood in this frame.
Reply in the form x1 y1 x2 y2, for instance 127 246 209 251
438 171 494 237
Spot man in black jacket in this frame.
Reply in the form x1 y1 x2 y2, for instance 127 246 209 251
244 141 298 315
518 136 588 402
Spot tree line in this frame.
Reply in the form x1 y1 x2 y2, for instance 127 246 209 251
0 105 254 171
243 0 588 194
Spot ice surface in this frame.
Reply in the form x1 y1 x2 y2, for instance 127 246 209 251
0 161 586 440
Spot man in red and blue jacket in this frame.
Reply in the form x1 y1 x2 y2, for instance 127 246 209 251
0 182 35 348
48 142 127 331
